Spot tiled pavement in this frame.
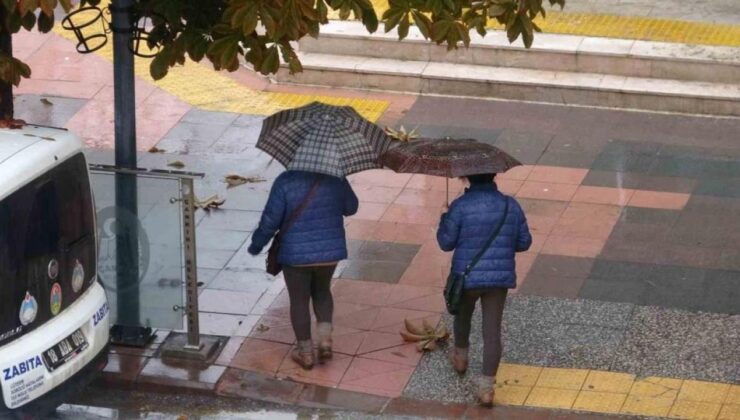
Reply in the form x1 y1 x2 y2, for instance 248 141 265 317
14 27 740 420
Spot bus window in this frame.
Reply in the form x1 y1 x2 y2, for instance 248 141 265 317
0 153 95 347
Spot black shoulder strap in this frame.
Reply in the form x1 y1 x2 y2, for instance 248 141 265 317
464 197 509 276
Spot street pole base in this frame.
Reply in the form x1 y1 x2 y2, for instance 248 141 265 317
110 325 155 348
160 333 225 364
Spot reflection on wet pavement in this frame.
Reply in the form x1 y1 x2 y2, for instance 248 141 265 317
51 389 418 420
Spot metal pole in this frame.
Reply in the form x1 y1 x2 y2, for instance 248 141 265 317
111 0 137 169
111 0 151 346
181 178 202 350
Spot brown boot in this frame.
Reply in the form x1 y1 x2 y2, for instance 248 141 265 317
475 375 495 407
449 347 469 374
317 322 333 364
291 340 315 370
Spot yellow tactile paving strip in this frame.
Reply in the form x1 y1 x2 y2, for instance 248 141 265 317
51 21 388 122
496 363 740 419
359 0 740 47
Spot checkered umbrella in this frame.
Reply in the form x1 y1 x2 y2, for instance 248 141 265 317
256 102 393 178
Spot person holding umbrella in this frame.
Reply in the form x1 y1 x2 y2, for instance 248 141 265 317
381 138 532 406
248 102 392 370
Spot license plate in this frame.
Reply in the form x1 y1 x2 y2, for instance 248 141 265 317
42 329 88 372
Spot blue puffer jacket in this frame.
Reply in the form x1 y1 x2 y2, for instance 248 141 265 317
437 183 532 289
248 171 358 265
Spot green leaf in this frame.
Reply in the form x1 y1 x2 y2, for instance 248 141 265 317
261 45 280 75
431 19 452 43
411 11 432 38
384 9 404 33
488 3 508 16
150 49 172 80
241 10 259 35
220 40 238 70
21 12 37 31
2 0 16 12
37 11 54 33
506 17 522 42
7 11 22 32
398 13 410 39
58 0 72 12
549 0 565 9
455 22 470 47
39 0 55 16
360 6 378 32
317 0 328 23
244 39 264 71
15 59 31 79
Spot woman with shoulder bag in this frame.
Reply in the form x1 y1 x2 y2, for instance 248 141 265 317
248 170 359 370
437 173 532 407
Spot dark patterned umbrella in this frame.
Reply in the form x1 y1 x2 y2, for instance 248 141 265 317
257 102 393 178
380 137 522 206
380 137 522 178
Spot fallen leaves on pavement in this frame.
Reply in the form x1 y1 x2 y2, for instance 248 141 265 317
400 318 450 352
223 174 265 189
194 195 225 211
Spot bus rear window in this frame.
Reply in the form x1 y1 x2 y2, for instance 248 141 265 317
0 153 95 346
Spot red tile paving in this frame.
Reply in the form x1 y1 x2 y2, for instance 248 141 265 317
528 166 590 185
517 181 580 202
339 357 416 398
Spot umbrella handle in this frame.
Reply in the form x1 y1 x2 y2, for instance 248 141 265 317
446 178 449 208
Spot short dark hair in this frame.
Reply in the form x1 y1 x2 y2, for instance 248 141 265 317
465 173 495 185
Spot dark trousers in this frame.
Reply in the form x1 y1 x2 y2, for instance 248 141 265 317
282 265 337 341
453 288 508 376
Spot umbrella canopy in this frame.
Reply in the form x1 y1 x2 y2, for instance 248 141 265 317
380 137 522 178
257 102 393 178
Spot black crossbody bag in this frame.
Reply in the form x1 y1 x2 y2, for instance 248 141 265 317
444 198 509 315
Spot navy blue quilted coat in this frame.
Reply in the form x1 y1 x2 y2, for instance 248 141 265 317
248 171 358 265
437 183 532 289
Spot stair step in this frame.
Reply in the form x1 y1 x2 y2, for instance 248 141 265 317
275 53 740 116
299 21 740 84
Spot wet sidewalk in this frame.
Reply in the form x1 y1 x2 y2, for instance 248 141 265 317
13 26 740 420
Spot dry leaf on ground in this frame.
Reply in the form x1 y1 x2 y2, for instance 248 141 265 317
148 146 166 153
223 174 265 189
167 160 185 169
400 318 450 352
195 195 225 211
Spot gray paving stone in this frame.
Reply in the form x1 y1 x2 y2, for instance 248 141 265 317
581 170 644 189
14 94 87 127
162 121 231 143
611 306 740 383
196 228 249 251
232 114 265 127
536 151 597 168
618 207 680 226
196 209 262 232
197 248 237 270
180 109 239 126
224 242 268 272
694 177 740 198
208 268 275 294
